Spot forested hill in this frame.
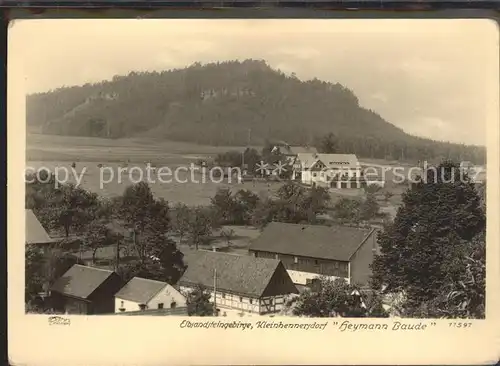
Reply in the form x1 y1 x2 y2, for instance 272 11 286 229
27 59 485 163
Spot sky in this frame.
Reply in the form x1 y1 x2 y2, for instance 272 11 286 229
10 19 499 146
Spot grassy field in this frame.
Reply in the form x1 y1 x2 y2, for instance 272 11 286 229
27 133 254 163
27 133 408 210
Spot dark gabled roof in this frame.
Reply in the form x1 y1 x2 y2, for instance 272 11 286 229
115 277 168 304
50 265 117 299
26 209 55 245
179 250 281 298
249 222 375 261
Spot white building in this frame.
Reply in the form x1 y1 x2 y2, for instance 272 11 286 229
292 153 363 188
179 250 298 317
114 277 186 313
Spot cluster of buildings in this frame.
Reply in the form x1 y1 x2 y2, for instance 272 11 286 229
270 144 382 188
27 208 380 317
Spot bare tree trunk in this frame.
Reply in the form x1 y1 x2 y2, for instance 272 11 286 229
92 248 98 265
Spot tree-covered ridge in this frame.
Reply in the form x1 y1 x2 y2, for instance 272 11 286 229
27 59 485 163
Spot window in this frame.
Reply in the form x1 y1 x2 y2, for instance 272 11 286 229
269 298 273 305
313 173 317 177
120 300 124 307
170 302 177 309
314 260 319 265
239 297 243 302
158 303 164 309
222 293 226 299
294 256 298 264
250 299 253 304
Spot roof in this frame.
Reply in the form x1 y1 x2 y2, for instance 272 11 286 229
115 277 169 304
295 153 359 170
286 146 318 155
249 222 375 261
179 250 281 298
50 264 117 299
26 209 55 245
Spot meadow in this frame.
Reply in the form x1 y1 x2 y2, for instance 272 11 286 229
27 133 406 266
27 133 401 206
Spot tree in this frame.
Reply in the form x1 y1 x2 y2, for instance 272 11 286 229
251 183 331 228
25 245 46 302
185 284 213 316
81 221 123 264
383 191 393 202
187 206 214 250
25 171 59 210
242 148 262 174
317 132 339 153
292 277 381 317
118 182 170 261
48 252 84 284
301 186 331 223
332 198 361 223
171 203 191 245
26 175 102 237
408 230 486 319
233 189 260 224
251 198 277 229
359 193 380 221
371 161 486 317
210 188 238 225
220 228 235 245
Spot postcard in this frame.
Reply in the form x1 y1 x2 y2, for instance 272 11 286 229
8 17 500 365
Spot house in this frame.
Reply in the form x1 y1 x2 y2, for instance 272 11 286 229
26 209 57 249
292 153 364 188
50 264 124 315
115 277 186 313
26 209 59 296
271 144 318 164
179 250 298 317
248 222 378 287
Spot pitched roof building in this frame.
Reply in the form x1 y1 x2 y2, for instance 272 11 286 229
179 250 298 316
270 143 318 156
50 265 124 315
115 277 186 313
292 153 363 188
25 209 55 246
249 222 378 287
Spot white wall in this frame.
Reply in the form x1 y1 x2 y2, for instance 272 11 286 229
148 285 186 309
180 285 265 315
115 285 186 313
115 298 143 313
286 269 349 286
301 168 361 187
